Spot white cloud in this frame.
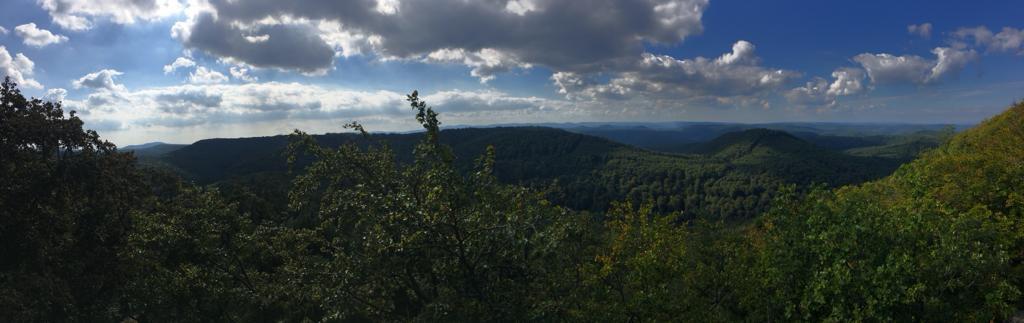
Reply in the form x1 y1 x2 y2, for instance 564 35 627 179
556 40 799 102
14 23 68 47
316 20 383 58
64 82 566 132
988 28 1024 54
716 40 757 65
826 68 866 97
229 65 257 82
425 48 531 83
38 0 184 31
375 0 400 15
505 0 539 15
424 89 553 113
163 56 196 74
786 67 866 108
853 53 932 84
170 0 709 77
187 66 228 84
929 47 977 82
244 34 270 43
853 47 976 85
908 23 932 39
953 26 1024 55
785 77 830 107
73 69 126 92
0 26 8 35
44 88 68 102
0 46 43 89
551 72 589 96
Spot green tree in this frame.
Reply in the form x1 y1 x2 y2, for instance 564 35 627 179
755 101 1024 321
571 201 757 322
279 91 590 321
0 77 143 320
121 178 292 321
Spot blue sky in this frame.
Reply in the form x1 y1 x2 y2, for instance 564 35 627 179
1 0 1022 144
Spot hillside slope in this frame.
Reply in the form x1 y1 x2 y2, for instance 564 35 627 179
759 101 1024 320
155 127 904 220
567 122 952 155
122 142 186 157
692 129 902 185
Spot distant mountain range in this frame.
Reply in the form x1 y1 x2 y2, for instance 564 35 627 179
121 142 188 158
124 123 948 220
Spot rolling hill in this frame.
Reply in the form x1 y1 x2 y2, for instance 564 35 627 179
562 122 956 154
147 126 911 220
756 101 1024 321
121 142 187 157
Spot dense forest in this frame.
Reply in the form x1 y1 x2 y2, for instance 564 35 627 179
3 76 1023 321
134 117 921 221
563 121 952 156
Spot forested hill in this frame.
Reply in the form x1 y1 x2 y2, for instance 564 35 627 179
143 126 905 220
562 122 955 154
755 100 1024 321
157 127 621 184
8 76 1024 321
693 128 815 156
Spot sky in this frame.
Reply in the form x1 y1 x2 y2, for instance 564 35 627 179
1 0 1023 145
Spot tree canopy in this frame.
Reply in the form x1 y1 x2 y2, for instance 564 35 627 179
2 76 1023 321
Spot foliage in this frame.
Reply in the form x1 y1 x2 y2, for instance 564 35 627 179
569 201 758 322
756 101 1024 321
274 91 591 321
153 124 900 221
122 181 283 321
2 75 1023 322
0 77 143 320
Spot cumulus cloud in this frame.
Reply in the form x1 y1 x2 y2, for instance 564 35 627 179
785 77 830 107
73 69 126 92
0 46 43 89
64 82 564 131
187 66 228 84
170 0 709 79
928 47 977 81
785 67 865 108
827 68 866 96
172 13 336 74
0 26 7 35
424 89 553 113
987 27 1019 53
44 88 68 102
425 48 530 83
555 40 799 102
163 56 195 74
953 26 1024 55
504 0 538 16
853 53 932 84
38 0 184 31
551 72 589 96
316 20 383 58
853 47 976 85
907 23 932 39
14 23 69 47
229 65 257 82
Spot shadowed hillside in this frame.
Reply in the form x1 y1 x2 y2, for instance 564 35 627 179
153 126 905 220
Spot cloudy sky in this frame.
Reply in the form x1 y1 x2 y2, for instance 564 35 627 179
1 0 1023 144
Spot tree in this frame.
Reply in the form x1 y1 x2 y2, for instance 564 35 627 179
278 91 590 320
755 101 1024 321
570 201 757 322
0 77 143 320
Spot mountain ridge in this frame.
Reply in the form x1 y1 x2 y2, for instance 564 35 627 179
147 126 908 219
